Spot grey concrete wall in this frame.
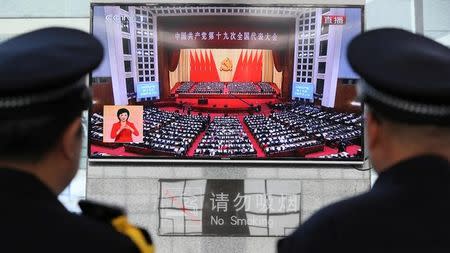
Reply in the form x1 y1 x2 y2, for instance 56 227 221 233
87 163 370 253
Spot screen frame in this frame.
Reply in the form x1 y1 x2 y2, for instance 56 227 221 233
88 2 366 165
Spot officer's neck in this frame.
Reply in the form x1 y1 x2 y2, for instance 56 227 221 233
374 148 449 174
0 152 67 195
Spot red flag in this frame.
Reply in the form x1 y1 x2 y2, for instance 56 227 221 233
254 51 258 82
244 50 253 82
257 50 263 82
209 50 220 81
233 50 243 82
254 51 262 82
200 51 205 81
204 51 210 81
190 51 196 82
251 51 258 82
243 51 249 82
195 50 201 82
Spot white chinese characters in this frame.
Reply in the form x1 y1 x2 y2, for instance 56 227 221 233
174 31 279 41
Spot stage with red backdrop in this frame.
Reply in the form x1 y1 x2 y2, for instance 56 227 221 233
157 15 296 99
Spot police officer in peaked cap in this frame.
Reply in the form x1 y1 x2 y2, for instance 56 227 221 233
0 27 153 253
278 28 450 252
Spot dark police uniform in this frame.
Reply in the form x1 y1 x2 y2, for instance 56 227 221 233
278 29 450 252
0 28 151 252
0 168 140 252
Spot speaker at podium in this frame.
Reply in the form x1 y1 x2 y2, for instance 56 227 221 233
198 97 208 105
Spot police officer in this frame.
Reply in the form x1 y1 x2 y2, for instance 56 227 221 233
278 28 450 252
0 28 152 252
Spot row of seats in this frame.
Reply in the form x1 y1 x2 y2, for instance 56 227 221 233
319 148 362 159
292 104 362 126
259 82 275 93
194 116 256 157
228 82 260 94
274 105 363 144
143 107 177 132
273 112 337 135
244 115 322 155
329 112 363 125
176 82 194 93
144 114 208 155
192 82 224 94
176 81 275 94
90 113 104 141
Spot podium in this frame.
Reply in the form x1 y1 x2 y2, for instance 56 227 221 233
198 97 208 105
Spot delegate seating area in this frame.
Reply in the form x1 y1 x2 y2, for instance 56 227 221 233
194 116 256 157
90 104 362 158
126 107 208 155
176 82 194 93
242 104 362 156
175 81 275 95
192 82 224 94
90 113 105 143
228 82 260 94
244 115 323 155
329 112 363 125
91 107 208 156
141 114 208 156
143 107 177 132
273 105 363 147
259 82 275 94
319 148 362 159
89 113 123 148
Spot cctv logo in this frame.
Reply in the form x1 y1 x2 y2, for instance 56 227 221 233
105 15 133 23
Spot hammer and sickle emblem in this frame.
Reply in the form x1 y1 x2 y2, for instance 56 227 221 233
220 57 233 72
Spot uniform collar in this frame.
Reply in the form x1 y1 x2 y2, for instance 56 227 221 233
0 168 58 201
373 155 450 189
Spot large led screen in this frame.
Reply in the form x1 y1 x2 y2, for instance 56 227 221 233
89 4 364 163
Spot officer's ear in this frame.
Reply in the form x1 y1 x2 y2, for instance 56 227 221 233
61 117 82 162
